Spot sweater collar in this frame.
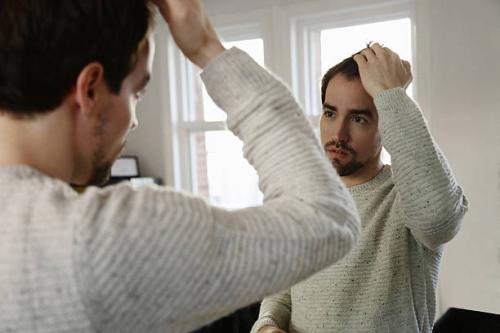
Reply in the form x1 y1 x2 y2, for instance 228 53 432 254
347 164 392 194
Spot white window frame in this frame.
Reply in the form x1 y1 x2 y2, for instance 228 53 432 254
166 10 271 193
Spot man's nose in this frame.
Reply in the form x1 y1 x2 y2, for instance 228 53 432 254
331 119 350 143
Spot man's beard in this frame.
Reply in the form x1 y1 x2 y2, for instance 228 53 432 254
85 111 120 186
324 140 365 176
332 159 364 176
87 160 113 186
87 140 127 186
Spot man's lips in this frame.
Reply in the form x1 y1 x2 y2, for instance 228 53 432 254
326 147 349 157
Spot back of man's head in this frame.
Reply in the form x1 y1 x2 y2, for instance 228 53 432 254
321 56 360 104
0 0 154 117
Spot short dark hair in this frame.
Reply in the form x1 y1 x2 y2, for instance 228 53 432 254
0 0 154 116
320 56 360 104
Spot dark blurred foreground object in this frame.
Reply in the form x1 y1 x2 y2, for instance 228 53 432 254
191 303 260 333
433 307 500 332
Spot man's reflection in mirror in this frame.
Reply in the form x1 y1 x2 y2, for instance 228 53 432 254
253 44 468 333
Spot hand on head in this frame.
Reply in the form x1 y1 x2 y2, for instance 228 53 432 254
152 0 225 68
353 43 412 98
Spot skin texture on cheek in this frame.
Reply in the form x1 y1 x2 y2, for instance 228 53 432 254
86 86 137 185
83 36 152 186
87 111 113 186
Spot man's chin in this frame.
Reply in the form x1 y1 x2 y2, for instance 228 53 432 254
86 164 113 186
332 160 364 177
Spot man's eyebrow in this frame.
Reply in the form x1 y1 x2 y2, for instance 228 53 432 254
136 73 151 91
322 104 374 118
349 109 373 118
322 103 336 111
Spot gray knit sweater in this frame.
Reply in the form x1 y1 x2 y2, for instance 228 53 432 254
0 49 360 332
251 88 468 333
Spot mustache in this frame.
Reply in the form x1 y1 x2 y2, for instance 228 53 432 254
324 140 356 155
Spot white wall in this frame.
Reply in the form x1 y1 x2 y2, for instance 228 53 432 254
426 0 500 314
124 20 173 184
126 0 500 315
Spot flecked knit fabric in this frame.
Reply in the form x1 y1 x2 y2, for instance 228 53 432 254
251 88 468 333
0 48 360 333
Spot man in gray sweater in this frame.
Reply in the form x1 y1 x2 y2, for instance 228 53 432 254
0 0 360 332
252 45 468 333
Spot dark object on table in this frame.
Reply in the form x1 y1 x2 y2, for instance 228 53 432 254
433 307 500 332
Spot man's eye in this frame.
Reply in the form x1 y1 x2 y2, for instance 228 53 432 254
323 110 335 118
352 116 367 124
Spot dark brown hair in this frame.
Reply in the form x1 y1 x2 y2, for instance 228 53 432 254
321 56 360 104
321 44 376 104
0 0 154 115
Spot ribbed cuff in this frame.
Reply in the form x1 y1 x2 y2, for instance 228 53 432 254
250 317 280 333
373 87 411 114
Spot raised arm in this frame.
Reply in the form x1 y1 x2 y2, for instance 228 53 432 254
73 1 360 332
354 44 467 250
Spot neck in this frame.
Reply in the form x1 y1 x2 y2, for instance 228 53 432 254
341 152 384 188
0 108 76 182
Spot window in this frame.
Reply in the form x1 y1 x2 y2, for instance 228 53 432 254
181 38 265 209
319 18 413 100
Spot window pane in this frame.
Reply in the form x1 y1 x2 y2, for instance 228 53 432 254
192 131 263 209
190 38 265 122
320 18 413 101
321 19 412 72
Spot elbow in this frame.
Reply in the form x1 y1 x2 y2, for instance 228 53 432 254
410 205 467 251
407 188 468 249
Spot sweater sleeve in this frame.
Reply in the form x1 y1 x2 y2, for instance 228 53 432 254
73 48 360 333
251 290 292 333
374 87 468 250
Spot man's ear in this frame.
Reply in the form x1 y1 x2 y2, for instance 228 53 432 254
74 63 106 117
